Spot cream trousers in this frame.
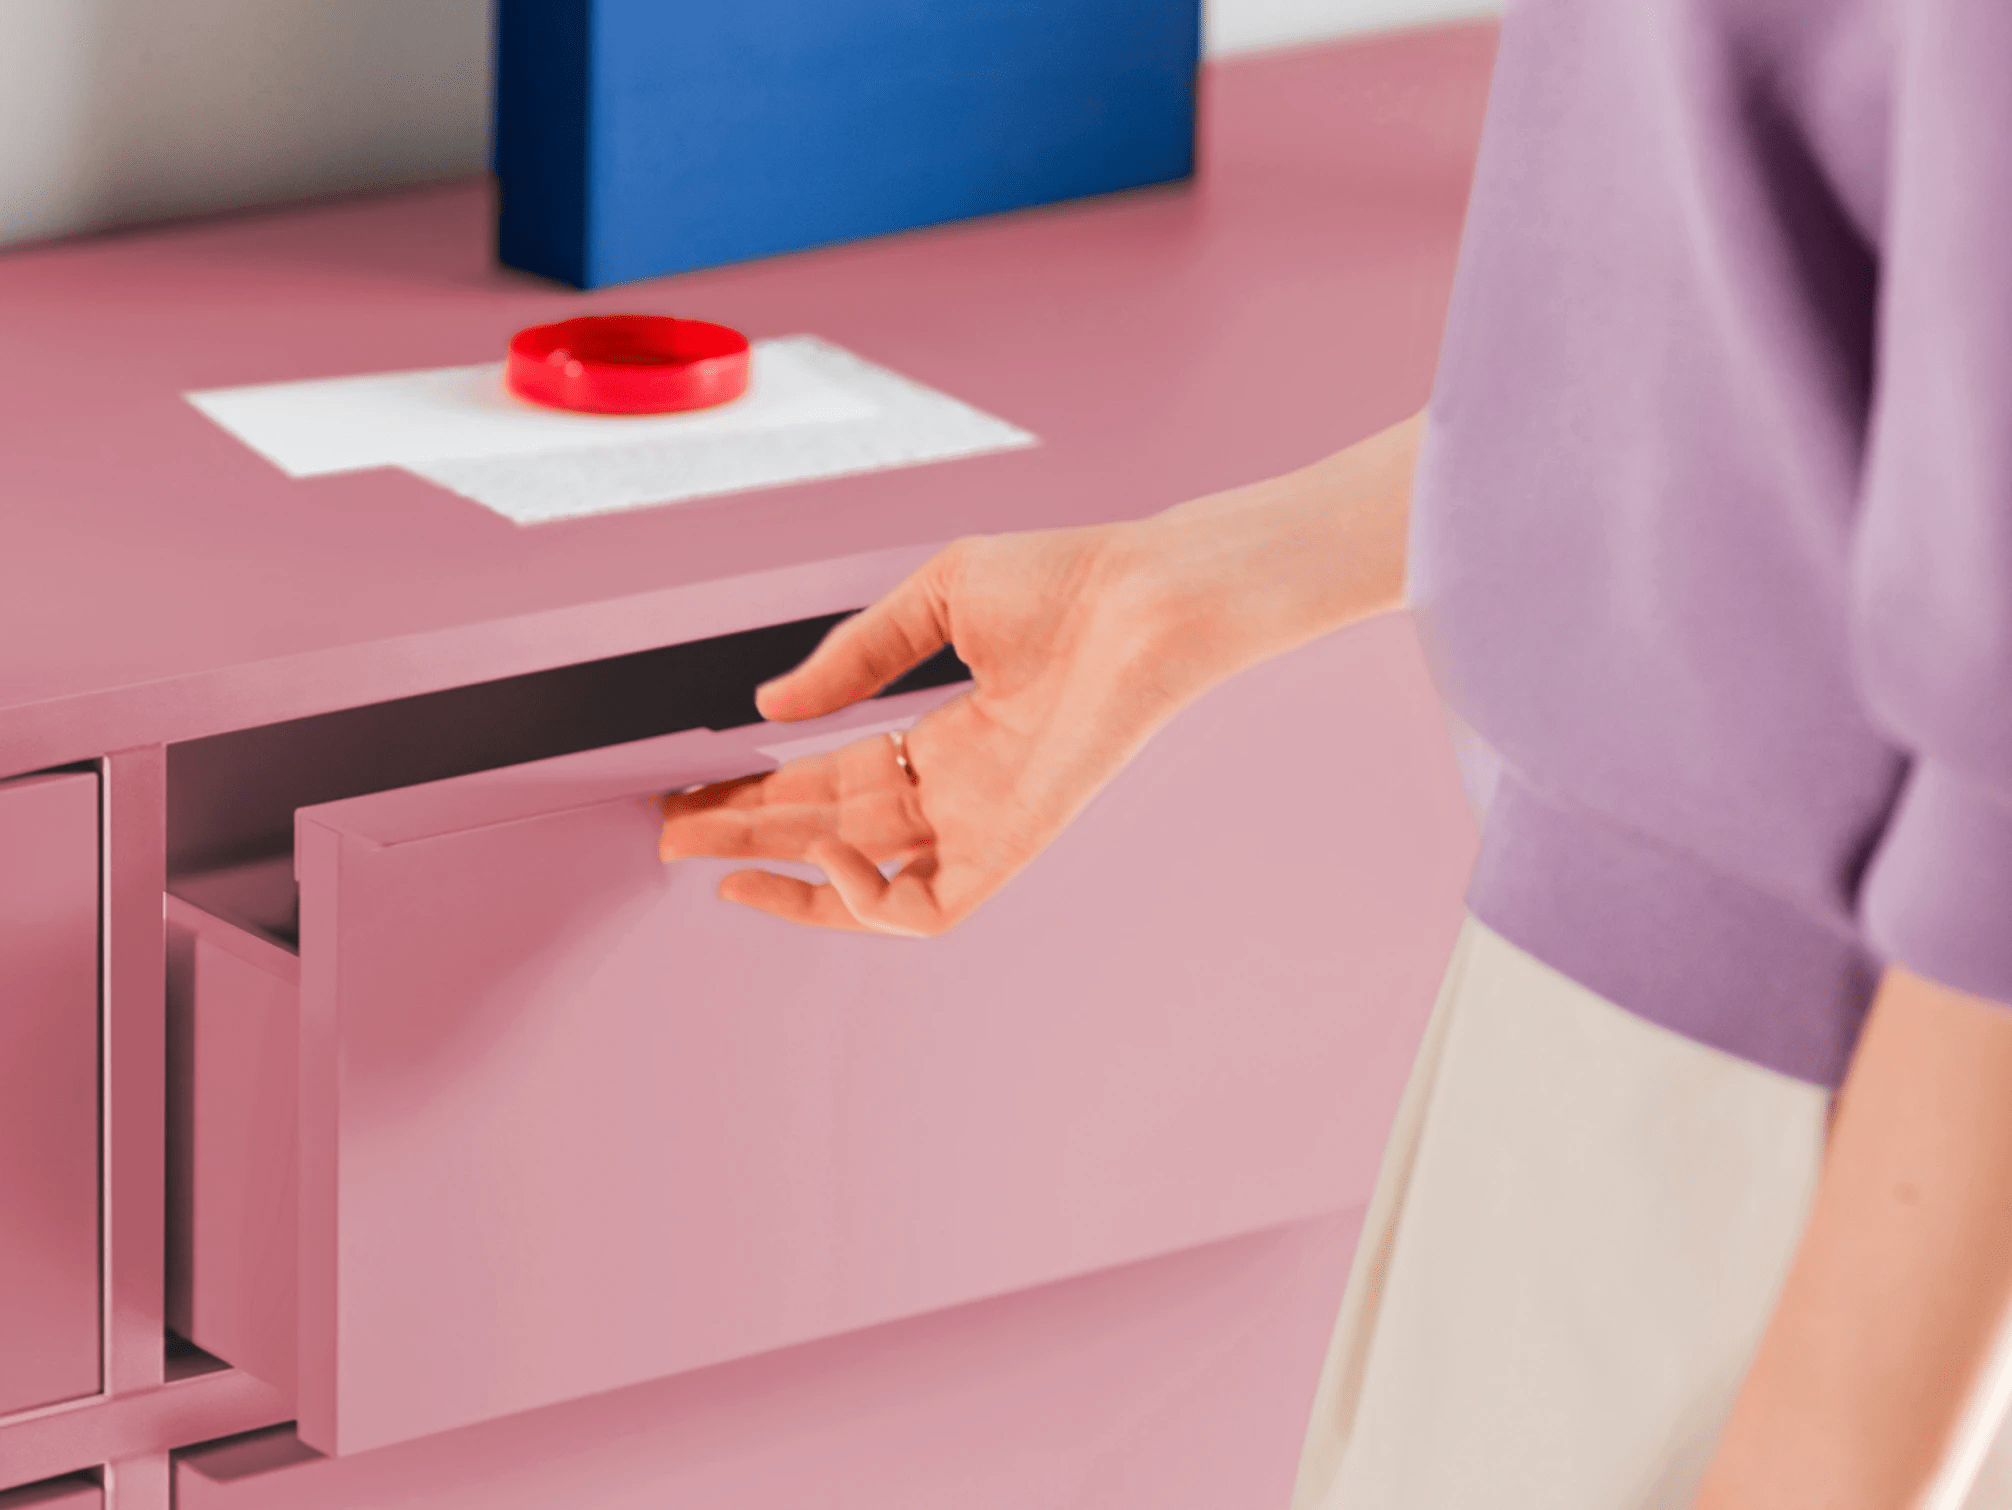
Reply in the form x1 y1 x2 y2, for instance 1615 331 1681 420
1291 916 2012 1509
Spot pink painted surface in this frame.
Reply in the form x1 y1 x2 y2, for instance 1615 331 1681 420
0 27 1496 776
0 1476 101 1509
0 1367 284 1493
101 1453 169 1510
166 616 1471 1455
0 772 100 1418
174 1213 1359 1510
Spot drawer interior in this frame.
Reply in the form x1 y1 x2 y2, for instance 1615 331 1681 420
164 610 967 947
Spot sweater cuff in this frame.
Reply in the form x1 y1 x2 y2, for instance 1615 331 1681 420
1860 760 2012 1007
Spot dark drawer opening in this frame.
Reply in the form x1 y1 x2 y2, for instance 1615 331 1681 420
164 610 967 949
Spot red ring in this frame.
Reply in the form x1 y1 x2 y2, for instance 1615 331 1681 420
506 315 752 415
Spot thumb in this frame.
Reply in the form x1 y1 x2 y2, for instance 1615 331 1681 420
756 548 960 721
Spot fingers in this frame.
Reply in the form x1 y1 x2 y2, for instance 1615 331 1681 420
715 850 930 937
659 726 952 936
659 807 789 863
716 868 884 933
808 838 934 937
658 738 927 865
708 839 938 938
754 546 963 721
657 775 773 862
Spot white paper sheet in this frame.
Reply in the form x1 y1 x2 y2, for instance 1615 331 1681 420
186 335 1037 525
187 337 879 478
412 340 1036 525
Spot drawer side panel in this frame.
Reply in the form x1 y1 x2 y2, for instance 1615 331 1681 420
170 932 300 1397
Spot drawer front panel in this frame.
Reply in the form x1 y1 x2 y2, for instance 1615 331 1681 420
292 618 1474 1454
0 771 101 1417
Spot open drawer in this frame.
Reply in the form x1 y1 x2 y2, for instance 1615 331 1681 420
164 617 1475 1457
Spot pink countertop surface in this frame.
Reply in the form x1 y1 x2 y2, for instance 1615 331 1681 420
0 25 1494 773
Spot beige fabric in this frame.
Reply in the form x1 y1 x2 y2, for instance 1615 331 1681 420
1292 916 1836 1509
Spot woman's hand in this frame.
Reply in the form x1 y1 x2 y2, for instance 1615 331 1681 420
658 522 1196 934
658 412 1422 934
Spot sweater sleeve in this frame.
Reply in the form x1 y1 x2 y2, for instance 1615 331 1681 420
1852 0 2012 1004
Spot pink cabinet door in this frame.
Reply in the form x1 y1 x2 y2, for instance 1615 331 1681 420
180 617 1475 1457
0 771 101 1418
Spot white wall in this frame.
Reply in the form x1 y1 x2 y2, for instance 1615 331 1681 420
0 0 492 248
0 0 1498 251
1206 0 1498 58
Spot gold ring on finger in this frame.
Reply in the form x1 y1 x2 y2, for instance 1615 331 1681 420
888 729 917 784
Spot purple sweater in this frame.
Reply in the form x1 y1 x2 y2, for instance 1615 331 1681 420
1410 0 2012 1087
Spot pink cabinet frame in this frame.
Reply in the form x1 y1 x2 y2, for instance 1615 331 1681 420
0 771 101 1419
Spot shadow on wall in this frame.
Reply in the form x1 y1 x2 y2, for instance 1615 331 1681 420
0 0 491 248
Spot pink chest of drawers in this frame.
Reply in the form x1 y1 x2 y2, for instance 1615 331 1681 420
0 24 1494 1510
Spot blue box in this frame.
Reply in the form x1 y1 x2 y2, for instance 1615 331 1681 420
494 0 1201 289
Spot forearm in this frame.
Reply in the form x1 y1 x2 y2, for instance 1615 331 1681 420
1695 966 2012 1509
1116 410 1421 699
